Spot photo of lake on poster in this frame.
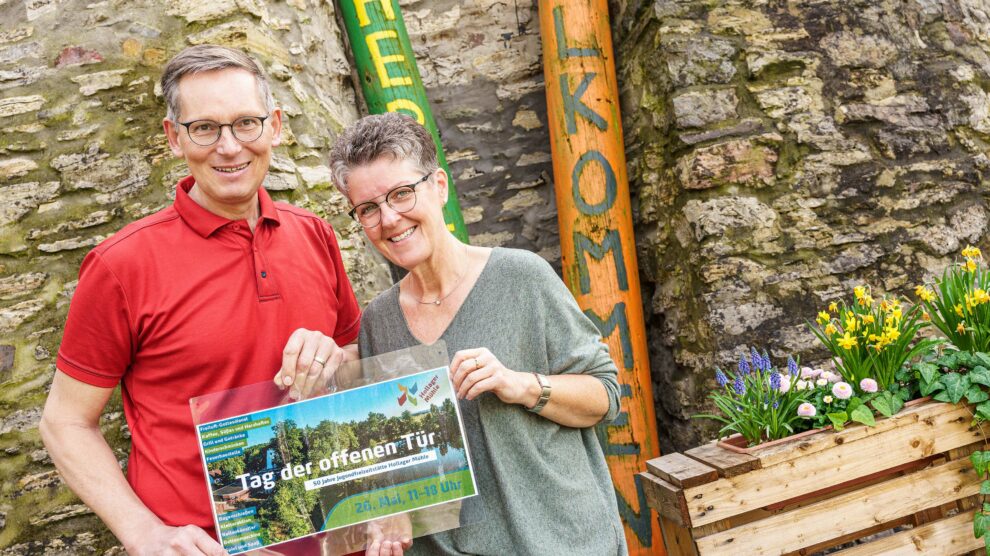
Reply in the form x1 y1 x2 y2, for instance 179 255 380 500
195 367 477 554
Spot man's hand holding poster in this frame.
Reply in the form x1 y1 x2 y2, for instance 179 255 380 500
194 363 477 554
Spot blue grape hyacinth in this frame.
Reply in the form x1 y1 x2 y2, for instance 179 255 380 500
787 355 799 376
769 371 781 391
738 354 751 375
715 369 729 387
733 376 746 395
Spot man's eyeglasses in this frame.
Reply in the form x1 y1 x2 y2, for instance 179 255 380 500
348 173 432 228
177 115 270 147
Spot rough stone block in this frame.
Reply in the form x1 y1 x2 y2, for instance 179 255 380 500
297 165 332 189
38 235 105 253
0 26 33 44
677 137 778 190
751 80 824 119
54 46 103 68
837 94 937 127
662 35 737 87
0 158 38 182
70 69 130 96
672 88 738 128
820 31 897 68
0 95 44 118
188 20 289 64
167 0 269 23
0 299 45 335
0 272 46 300
682 196 778 241
0 41 42 64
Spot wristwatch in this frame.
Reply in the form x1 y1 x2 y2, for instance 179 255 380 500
527 372 551 413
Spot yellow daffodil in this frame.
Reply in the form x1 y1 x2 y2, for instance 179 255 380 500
975 289 990 305
891 307 902 320
915 286 936 303
962 245 982 259
965 258 978 273
884 328 900 342
956 303 965 317
845 316 858 333
922 311 931 322
838 332 857 349
828 302 838 312
854 286 866 300
817 311 830 325
824 323 837 335
958 321 967 334
863 314 875 325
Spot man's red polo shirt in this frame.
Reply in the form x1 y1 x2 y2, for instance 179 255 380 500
57 176 361 531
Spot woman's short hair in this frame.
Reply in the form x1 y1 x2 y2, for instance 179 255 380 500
329 113 439 194
160 45 275 123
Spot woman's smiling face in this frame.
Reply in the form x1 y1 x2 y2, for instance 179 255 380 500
346 157 448 270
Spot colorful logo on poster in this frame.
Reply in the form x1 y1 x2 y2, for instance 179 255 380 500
397 382 418 406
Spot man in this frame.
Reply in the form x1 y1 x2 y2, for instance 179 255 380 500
40 45 359 555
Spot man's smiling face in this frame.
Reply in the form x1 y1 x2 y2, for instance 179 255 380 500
164 67 282 219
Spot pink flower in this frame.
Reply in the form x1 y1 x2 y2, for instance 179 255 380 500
859 378 878 393
797 403 816 417
832 381 853 400
800 366 821 379
821 371 841 383
779 376 792 393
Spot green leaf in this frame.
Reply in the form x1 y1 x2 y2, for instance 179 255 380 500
896 388 912 402
972 451 990 477
933 391 951 402
969 386 990 404
847 397 864 413
980 480 990 496
921 378 945 396
871 395 894 418
916 362 939 385
850 405 876 426
889 395 904 415
976 511 990 539
971 366 990 387
976 352 990 368
977 401 990 422
942 373 970 404
827 412 848 430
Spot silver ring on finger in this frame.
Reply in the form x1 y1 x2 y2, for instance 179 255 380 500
314 356 328 367
474 358 481 371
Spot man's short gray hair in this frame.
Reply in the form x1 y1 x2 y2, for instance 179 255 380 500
160 45 275 123
329 113 439 195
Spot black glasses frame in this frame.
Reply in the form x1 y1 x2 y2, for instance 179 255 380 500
177 114 270 146
348 173 432 227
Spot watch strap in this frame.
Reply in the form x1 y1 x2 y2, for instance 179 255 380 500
527 372 551 413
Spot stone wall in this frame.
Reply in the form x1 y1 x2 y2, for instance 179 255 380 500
616 0 990 451
401 0 562 267
0 0 391 552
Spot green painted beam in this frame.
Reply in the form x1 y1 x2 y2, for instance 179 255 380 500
338 0 469 243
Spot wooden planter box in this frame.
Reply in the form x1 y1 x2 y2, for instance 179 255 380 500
641 401 988 555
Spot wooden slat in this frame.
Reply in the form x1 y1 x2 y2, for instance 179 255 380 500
834 510 984 556
658 515 700 556
646 453 718 489
693 457 979 554
684 403 986 527
741 400 961 468
639 472 691 525
683 441 759 478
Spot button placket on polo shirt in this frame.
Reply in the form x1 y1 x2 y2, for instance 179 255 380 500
250 223 280 301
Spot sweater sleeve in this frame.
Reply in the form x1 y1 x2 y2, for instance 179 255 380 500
528 253 621 424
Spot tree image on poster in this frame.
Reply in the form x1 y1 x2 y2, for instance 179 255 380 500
197 369 475 554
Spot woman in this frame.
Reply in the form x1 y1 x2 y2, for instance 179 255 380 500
330 113 627 556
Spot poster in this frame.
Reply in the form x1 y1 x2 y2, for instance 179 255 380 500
195 367 477 554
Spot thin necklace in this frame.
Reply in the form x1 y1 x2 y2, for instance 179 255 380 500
411 248 470 306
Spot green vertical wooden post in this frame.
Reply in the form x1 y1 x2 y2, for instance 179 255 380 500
337 0 469 243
